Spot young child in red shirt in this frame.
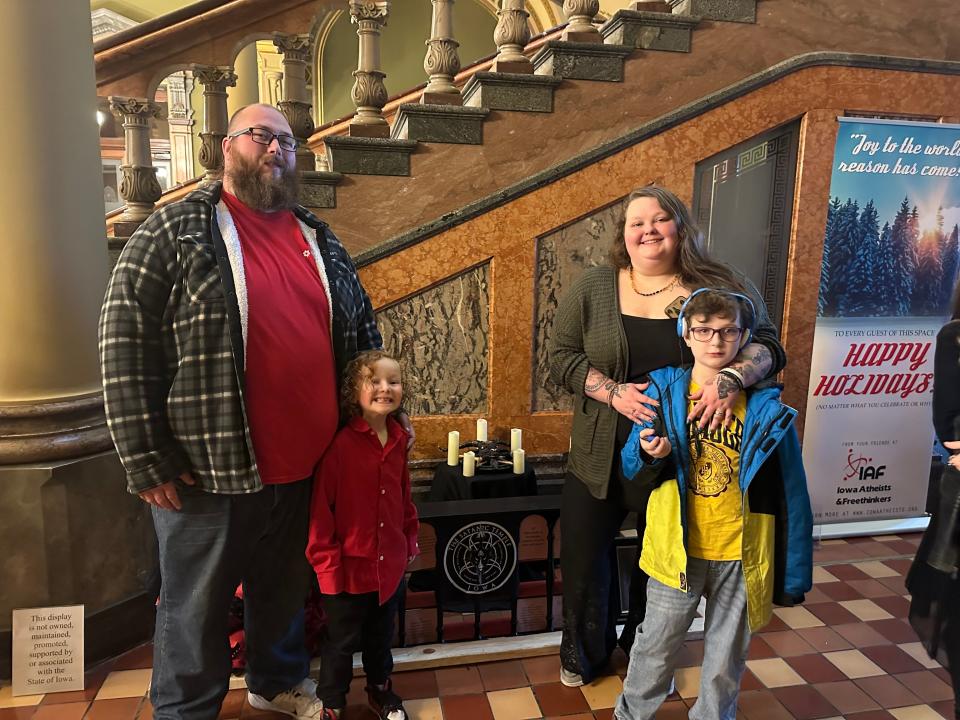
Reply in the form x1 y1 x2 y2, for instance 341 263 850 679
306 350 419 720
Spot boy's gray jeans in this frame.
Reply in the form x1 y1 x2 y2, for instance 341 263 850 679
616 558 751 720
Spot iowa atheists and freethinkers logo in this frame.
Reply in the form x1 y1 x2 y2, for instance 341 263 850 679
843 448 886 482
443 521 517 595
836 447 892 505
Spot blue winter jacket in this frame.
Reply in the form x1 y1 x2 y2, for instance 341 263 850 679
621 366 813 631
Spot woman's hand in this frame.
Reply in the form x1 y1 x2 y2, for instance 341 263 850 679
639 428 671 459
945 440 960 469
688 373 740 431
611 381 660 424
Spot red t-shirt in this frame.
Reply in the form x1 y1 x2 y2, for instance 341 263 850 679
306 416 420 604
221 191 339 483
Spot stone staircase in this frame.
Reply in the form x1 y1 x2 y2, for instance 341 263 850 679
96 0 958 259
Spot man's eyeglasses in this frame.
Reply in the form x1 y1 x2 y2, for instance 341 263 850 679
689 326 743 343
227 127 298 151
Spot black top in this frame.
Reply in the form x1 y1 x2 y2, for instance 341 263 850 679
933 319 960 444
611 316 694 504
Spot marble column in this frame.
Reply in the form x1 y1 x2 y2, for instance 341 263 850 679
193 65 238 182
0 0 154 679
348 0 391 138
492 0 533 73
274 33 320 171
561 0 602 42
228 43 261 118
166 71 197 185
422 0 462 104
109 96 164 224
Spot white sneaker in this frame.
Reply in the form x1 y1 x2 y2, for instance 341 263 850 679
247 677 328 719
667 675 676 695
560 667 584 687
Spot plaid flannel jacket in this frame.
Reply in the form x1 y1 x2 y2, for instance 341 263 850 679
99 182 382 495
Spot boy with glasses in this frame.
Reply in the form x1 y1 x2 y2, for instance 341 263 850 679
614 289 813 720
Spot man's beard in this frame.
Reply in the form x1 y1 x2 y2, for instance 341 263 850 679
224 151 300 211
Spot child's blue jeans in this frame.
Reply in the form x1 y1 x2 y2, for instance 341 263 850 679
616 558 751 720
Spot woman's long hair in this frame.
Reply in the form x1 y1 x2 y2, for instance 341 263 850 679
610 185 747 293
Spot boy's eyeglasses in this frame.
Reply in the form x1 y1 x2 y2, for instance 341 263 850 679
227 127 298 151
689 326 743 343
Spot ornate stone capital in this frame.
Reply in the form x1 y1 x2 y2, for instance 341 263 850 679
108 96 163 126
191 65 238 92
273 33 313 64
350 0 390 24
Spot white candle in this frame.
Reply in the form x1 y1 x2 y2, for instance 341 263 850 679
463 451 476 477
447 431 460 466
476 418 488 442
511 428 522 453
513 448 525 474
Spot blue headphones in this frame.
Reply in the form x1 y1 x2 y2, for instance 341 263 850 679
676 287 756 347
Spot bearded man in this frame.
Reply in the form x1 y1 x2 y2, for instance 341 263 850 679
99 104 399 720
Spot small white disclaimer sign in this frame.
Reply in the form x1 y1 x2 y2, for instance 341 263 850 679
12 605 84 696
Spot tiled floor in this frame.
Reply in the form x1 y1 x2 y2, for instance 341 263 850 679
1 533 955 720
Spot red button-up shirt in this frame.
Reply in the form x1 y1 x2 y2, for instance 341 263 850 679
306 416 419 604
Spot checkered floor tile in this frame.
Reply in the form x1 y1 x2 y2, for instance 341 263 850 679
1 533 954 720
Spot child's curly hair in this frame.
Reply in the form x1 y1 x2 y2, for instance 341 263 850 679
340 349 403 419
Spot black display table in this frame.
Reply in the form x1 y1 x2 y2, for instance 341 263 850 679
427 463 538 501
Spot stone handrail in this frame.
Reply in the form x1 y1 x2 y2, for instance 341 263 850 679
102 20 566 234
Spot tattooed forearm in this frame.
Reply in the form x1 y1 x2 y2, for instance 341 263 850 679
715 373 740 399
585 367 620 403
729 344 773 387
584 368 607 393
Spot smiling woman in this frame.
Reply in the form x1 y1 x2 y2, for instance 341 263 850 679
547 184 787 687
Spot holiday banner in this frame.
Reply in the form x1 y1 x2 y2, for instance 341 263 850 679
802 117 960 524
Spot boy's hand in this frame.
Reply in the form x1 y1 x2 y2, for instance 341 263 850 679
640 428 671 459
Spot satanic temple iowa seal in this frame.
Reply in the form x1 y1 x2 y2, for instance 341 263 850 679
443 521 517 594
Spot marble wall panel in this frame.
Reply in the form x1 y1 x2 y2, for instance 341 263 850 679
377 264 489 416
533 201 625 412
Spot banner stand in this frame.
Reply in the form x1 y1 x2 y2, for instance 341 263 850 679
816 516 929 541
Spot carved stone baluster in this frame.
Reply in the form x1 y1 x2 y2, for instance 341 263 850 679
421 0 462 104
274 34 324 171
108 96 164 224
491 0 532 73
561 0 601 42
193 65 237 182
348 0 391 137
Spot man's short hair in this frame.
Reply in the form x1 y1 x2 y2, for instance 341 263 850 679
226 103 285 133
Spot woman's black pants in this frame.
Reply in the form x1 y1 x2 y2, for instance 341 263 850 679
559 471 651 683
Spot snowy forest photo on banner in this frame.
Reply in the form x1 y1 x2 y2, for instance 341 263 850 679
803 117 960 525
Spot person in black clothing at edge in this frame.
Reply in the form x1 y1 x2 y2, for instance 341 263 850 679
913 284 960 719
547 185 787 687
